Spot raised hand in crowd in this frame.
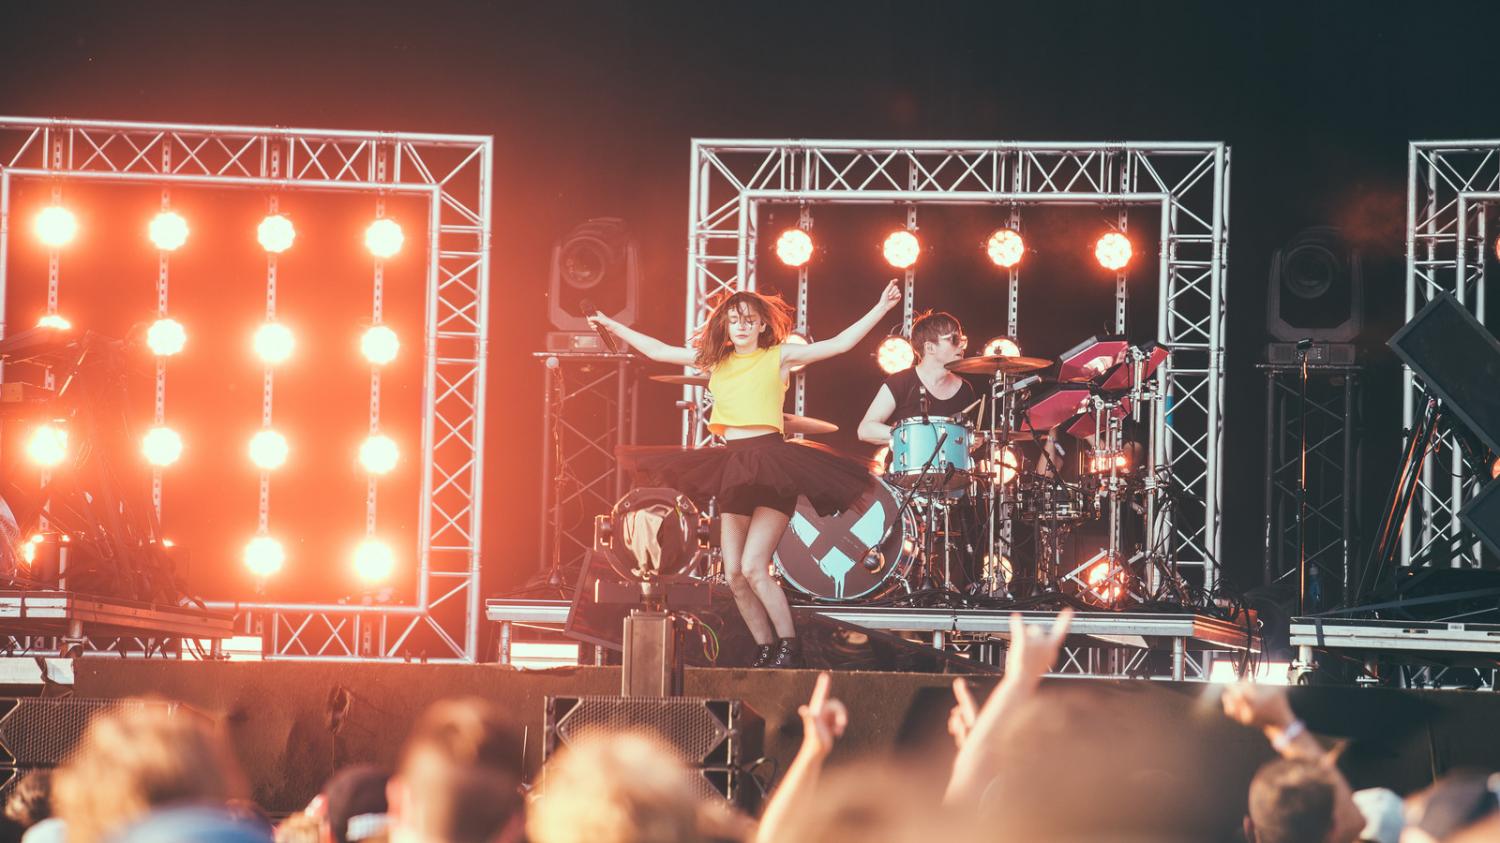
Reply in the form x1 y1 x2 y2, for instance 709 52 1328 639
755 672 848 843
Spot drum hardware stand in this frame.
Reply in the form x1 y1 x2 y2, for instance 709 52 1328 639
859 431 951 589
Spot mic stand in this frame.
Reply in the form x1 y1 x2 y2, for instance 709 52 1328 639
857 431 950 587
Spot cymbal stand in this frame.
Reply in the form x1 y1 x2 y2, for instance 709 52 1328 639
980 370 1017 597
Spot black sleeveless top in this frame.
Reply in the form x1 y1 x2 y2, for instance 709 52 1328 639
884 367 979 423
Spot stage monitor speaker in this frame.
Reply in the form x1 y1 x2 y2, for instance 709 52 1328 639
543 695 762 810
547 218 640 333
1389 292 1500 455
1267 226 1364 342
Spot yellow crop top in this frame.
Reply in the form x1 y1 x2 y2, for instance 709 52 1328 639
707 345 786 435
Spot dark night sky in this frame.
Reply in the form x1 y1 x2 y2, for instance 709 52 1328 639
2 0 1497 599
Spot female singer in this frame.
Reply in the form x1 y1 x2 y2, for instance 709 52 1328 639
589 280 901 667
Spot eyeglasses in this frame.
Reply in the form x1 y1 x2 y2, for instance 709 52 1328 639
938 333 968 347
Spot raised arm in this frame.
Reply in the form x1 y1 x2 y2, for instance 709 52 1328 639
781 280 901 370
755 672 847 843
586 312 696 367
857 384 898 444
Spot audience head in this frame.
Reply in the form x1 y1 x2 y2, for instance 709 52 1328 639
1405 771 1500 843
387 697 525 843
1247 758 1363 843
772 760 976 843
4 769 52 829
321 765 389 843
52 701 247 843
527 732 707 843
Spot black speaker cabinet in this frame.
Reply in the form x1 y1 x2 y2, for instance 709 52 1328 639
543 695 762 810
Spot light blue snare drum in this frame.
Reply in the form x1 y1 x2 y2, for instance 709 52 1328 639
890 417 973 493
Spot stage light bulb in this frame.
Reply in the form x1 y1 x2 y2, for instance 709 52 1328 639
36 314 72 331
149 211 189 251
147 318 187 356
1095 232 1132 271
986 228 1024 268
775 229 814 267
361 325 399 365
142 426 183 467
254 322 295 364
983 337 1020 358
365 218 404 259
257 214 296 253
249 429 289 470
353 539 396 583
27 424 68 467
876 336 915 374
882 230 920 269
1492 457 1500 480
21 541 35 565
244 535 285 578
35 206 78 248
783 331 809 373
359 434 399 475
993 446 1020 485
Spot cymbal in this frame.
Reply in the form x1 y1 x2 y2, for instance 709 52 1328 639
784 413 838 436
946 355 1052 375
650 374 710 387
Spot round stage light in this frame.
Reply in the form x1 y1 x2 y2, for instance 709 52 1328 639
876 335 915 374
257 214 296 253
254 322 295 364
35 206 78 248
359 434 399 475
27 424 68 468
985 228 1024 268
147 318 187 356
983 337 1020 358
248 429 289 470
783 331 809 373
353 539 396 583
993 445 1020 485
149 211 190 251
1095 232 1133 271
36 314 72 331
882 230 920 269
142 426 183 467
361 325 399 365
244 535 285 578
365 218 404 259
775 229 814 267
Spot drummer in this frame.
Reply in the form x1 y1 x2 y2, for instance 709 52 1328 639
857 311 979 444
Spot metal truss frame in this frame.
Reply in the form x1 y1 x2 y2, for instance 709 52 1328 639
685 140 1230 587
1260 363 1360 606
0 117 492 662
536 352 637 576
1404 141 1499 569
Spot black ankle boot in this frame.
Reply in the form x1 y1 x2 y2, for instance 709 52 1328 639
750 643 776 668
767 636 804 669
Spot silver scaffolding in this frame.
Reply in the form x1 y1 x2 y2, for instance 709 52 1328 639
685 140 1230 588
0 116 492 662
1402 141 1498 569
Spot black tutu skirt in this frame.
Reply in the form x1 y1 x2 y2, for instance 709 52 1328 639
619 433 877 517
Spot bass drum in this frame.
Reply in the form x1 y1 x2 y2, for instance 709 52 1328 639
773 479 915 602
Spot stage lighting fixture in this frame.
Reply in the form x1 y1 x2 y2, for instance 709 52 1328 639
775 228 814 267
985 228 1024 268
784 331 809 372
147 318 187 356
35 206 78 248
1094 232 1132 271
359 434 399 475
360 325 399 365
148 211 189 251
365 218 404 259
876 335 914 374
35 314 72 331
142 426 183 467
992 445 1020 485
882 230 920 269
248 429 289 470
27 424 67 467
254 322 295 364
353 539 396 582
1492 457 1500 480
983 337 1020 358
244 535 285 577
257 214 296 253
1086 559 1124 602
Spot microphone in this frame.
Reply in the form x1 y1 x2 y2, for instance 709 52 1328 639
580 298 621 354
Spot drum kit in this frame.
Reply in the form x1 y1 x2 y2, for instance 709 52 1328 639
619 336 1178 608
